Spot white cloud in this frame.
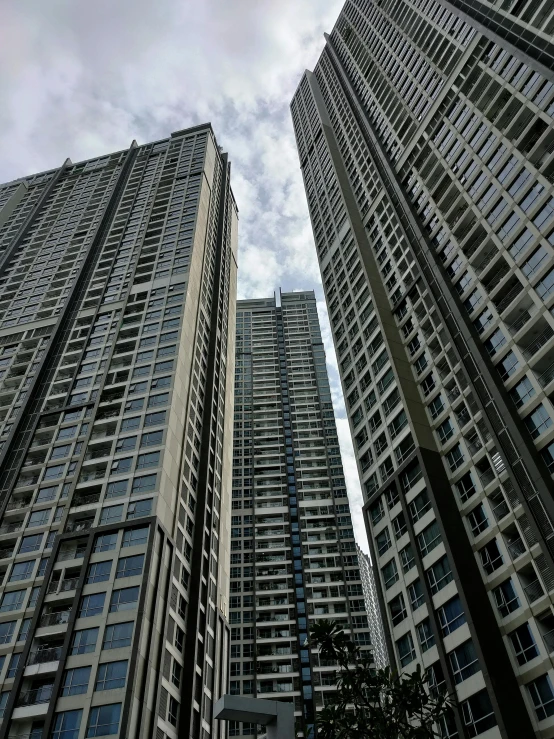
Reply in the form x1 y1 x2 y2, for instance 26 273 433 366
0 0 369 551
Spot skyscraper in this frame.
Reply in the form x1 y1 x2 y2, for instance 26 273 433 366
230 290 371 738
355 544 388 670
291 2 554 736
0 124 237 739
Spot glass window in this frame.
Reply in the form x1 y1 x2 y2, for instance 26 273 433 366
375 528 391 556
116 555 144 579
86 703 121 737
509 623 539 666
426 554 453 594
400 545 415 573
525 404 553 439
127 499 152 520
493 578 520 617
381 559 399 589
144 411 166 427
94 533 117 553
106 480 128 499
61 666 91 696
19 534 43 553
497 350 519 380
109 587 139 613
102 622 134 650
9 560 35 582
461 690 496 736
120 417 140 432
416 619 435 652
122 526 149 548
28 510 50 527
536 268 554 300
417 520 442 556
528 674 554 721
136 452 160 469
0 621 15 645
396 631 416 667
449 640 479 684
78 593 106 618
131 475 157 495
0 690 8 719
100 506 124 525
0 590 25 612
437 595 466 635
86 561 112 584
95 661 128 691
510 376 536 408
408 579 425 611
141 431 163 447
52 710 83 739
70 628 99 655
468 504 489 536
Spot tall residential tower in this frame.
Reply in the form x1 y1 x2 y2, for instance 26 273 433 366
229 291 371 738
0 125 237 739
292 1 554 737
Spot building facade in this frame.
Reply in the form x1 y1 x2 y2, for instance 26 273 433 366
355 543 388 669
0 124 237 739
291 1 554 737
229 291 371 738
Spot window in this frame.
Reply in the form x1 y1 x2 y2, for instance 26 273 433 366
389 593 407 626
95 661 128 691
94 533 117 553
28 509 50 527
127 499 152 519
437 596 466 635
509 623 539 666
106 480 128 499
392 513 407 539
131 475 157 495
136 452 160 469
141 430 163 447
86 704 121 737
19 534 43 553
467 504 489 536
461 690 496 737
409 489 431 521
52 710 83 739
100 506 123 525
0 621 15 645
122 526 149 547
510 376 535 408
86 561 112 584
525 404 553 439
417 521 441 557
396 632 416 667
427 555 453 594
7 653 19 678
497 350 519 380
111 458 132 474
437 418 454 443
121 417 140 432
381 559 399 589
115 436 136 453
148 393 169 408
168 696 179 726
370 499 384 525
145 411 166 427
71 628 99 655
417 619 435 652
109 587 139 612
0 691 8 719
102 622 134 650
400 545 415 573
17 618 31 643
493 579 520 617
429 395 444 419
10 560 34 581
479 539 503 575
456 471 476 502
375 528 391 556
79 593 106 618
0 590 25 612
61 666 91 696
408 579 425 611
527 674 554 721
116 555 144 579
449 640 479 684
536 268 554 300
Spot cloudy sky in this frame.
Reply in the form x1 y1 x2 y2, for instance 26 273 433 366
0 0 368 551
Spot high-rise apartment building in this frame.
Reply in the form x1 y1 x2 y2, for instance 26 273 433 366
0 124 237 739
291 2 554 737
355 543 388 669
229 291 371 738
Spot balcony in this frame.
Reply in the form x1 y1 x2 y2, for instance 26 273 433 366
65 519 93 534
524 579 545 604
537 360 554 388
57 547 86 562
521 324 554 361
71 493 100 508
39 611 71 627
493 278 524 315
27 647 62 665
16 685 53 707
491 498 510 521
6 497 32 511
47 577 79 594
0 522 23 535
478 468 495 487
507 538 526 560
542 629 554 653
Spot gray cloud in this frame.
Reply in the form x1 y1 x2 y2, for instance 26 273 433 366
0 0 368 552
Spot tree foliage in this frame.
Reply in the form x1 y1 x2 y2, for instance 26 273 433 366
310 620 454 739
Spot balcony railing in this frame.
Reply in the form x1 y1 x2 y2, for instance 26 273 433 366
57 548 86 562
507 310 532 335
523 326 554 359
27 647 62 665
47 577 79 594
524 579 545 603
39 611 71 627
71 493 100 508
495 283 524 314
542 629 554 652
478 469 495 487
16 685 53 706
507 539 526 560
538 360 554 388
492 499 510 521
0 522 23 535
65 519 93 533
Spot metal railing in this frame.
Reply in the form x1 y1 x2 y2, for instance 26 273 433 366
57 548 86 562
522 325 554 359
495 283 524 314
47 577 79 594
71 493 100 507
542 629 554 652
478 469 495 487
65 519 93 533
39 610 71 627
524 579 544 603
27 646 62 665
507 539 526 560
492 499 510 521
16 685 53 706
538 360 554 387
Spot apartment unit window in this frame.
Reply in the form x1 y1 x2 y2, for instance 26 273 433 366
408 579 425 611
109 587 139 612
524 404 553 439
510 376 535 408
479 539 503 575
446 444 464 471
437 596 466 636
71 628 98 655
376 528 392 556
449 641 479 684
370 499 384 525
389 593 407 626
527 674 554 720
409 489 431 522
467 504 489 536
397 631 416 667
493 579 520 617
461 689 496 736
381 559 399 589
497 350 519 380
456 471 476 502
417 619 435 652
427 555 453 594
95 661 128 691
400 545 415 573
61 667 91 696
86 704 121 737
52 710 83 739
417 520 441 557
103 622 133 650
509 623 539 666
